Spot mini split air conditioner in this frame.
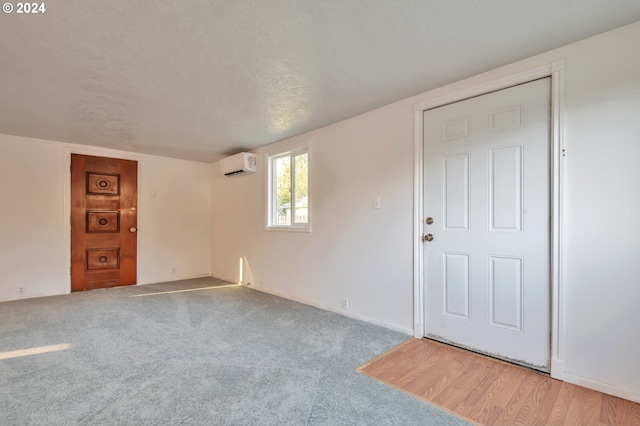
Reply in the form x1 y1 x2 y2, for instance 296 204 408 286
220 152 257 177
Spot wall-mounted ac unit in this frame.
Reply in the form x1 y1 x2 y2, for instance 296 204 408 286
220 152 257 177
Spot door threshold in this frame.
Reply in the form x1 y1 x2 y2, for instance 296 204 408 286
425 335 549 374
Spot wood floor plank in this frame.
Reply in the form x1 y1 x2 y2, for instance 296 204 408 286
580 387 604 426
547 383 576 426
396 344 470 393
358 338 640 426
454 361 507 418
562 384 602 426
614 395 640 426
529 376 564 425
466 367 529 424
421 366 465 401
400 354 461 397
431 358 499 410
359 338 443 388
600 393 620 425
495 371 546 425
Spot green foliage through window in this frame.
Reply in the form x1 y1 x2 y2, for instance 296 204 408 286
270 148 309 228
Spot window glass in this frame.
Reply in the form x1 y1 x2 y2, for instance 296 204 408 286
266 143 310 232
293 153 308 224
275 155 291 225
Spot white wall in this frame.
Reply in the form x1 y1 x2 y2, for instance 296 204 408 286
558 24 640 400
212 106 416 333
137 155 212 284
0 134 212 301
211 21 640 400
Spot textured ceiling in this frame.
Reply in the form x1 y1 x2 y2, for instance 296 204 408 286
1 1 640 162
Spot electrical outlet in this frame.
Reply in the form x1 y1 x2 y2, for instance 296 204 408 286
19 287 24 294
342 297 349 310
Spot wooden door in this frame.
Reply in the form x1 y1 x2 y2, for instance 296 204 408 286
423 78 551 370
71 154 138 291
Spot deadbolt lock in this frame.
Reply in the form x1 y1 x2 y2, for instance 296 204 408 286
425 217 434 225
423 233 434 242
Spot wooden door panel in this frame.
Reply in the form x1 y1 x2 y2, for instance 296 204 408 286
86 211 120 233
86 173 120 195
71 154 137 291
86 248 120 270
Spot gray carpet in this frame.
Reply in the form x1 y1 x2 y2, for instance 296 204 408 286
0 277 469 425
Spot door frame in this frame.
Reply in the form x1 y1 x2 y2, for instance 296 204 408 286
413 60 565 379
63 147 143 294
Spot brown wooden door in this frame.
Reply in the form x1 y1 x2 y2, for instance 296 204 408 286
71 154 138 291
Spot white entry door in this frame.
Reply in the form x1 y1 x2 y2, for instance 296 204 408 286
423 78 551 371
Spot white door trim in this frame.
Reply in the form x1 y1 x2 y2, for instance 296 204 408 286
63 146 143 295
413 60 565 380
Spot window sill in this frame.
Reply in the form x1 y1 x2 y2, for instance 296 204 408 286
265 225 311 233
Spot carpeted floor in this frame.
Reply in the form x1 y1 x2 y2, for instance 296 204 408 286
0 277 468 425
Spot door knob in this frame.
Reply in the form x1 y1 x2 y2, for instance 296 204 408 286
423 234 434 242
129 227 137 233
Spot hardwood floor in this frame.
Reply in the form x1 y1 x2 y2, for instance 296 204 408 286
358 339 640 426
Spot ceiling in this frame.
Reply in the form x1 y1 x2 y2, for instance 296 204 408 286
1 1 640 163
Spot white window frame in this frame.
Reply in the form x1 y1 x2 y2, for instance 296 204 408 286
265 140 311 232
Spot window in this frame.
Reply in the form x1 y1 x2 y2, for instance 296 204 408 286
266 142 310 232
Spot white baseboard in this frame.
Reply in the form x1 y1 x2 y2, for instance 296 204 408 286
138 272 213 286
210 274 239 284
0 290 66 303
563 372 640 403
249 286 414 336
1 274 216 302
